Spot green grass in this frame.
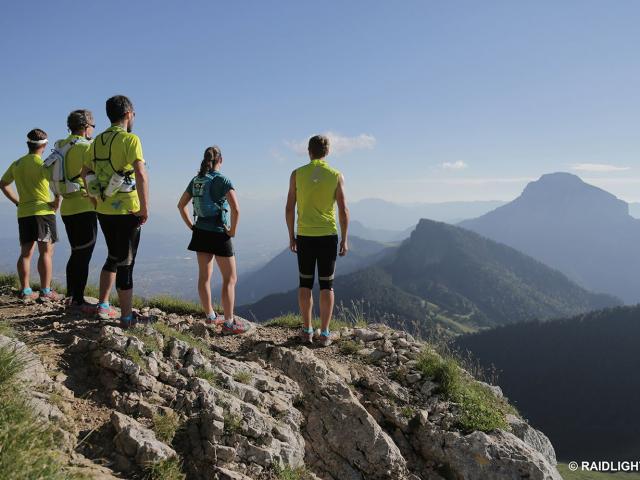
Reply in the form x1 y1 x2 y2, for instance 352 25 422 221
0 320 16 338
0 345 72 479
339 340 362 355
223 412 243 435
126 327 162 354
557 463 640 479
152 410 181 443
400 406 415 419
273 463 314 480
145 457 186 480
194 367 222 386
416 348 515 433
335 299 369 328
0 273 19 289
265 311 362 330
152 322 209 353
125 346 145 370
232 370 253 385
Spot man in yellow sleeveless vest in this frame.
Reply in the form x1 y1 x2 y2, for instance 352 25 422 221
286 135 350 347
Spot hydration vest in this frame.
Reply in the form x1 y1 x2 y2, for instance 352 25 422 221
43 137 90 195
89 131 136 200
191 172 230 227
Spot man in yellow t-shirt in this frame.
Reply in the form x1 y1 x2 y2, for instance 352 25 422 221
82 95 150 328
54 110 97 311
0 129 63 301
285 134 350 347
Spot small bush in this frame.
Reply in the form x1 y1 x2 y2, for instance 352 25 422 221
400 406 415 419
195 367 222 386
145 457 185 480
125 346 145 370
127 327 162 354
152 410 181 443
223 412 243 435
416 347 513 433
273 463 313 480
339 340 362 355
233 370 252 384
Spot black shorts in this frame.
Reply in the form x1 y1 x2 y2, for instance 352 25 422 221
97 213 141 269
296 235 338 290
188 227 234 257
18 214 58 245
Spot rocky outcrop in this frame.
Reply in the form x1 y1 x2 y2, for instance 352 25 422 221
0 294 562 480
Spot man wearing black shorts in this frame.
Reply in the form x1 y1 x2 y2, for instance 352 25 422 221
82 95 150 327
0 129 63 301
285 134 350 346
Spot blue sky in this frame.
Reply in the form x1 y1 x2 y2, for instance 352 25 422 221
1 0 639 208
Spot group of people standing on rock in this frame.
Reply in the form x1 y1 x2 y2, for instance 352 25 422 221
1 94 350 346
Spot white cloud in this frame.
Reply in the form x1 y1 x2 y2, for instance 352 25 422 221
570 163 630 173
284 132 376 156
441 161 468 170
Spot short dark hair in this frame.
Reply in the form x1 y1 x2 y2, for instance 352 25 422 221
67 109 94 132
308 135 330 159
106 95 134 123
26 128 47 153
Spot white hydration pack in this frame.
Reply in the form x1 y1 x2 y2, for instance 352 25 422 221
43 138 90 195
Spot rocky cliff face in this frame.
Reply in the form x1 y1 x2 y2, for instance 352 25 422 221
0 289 561 480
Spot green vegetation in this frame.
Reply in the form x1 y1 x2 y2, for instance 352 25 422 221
195 367 222 386
339 340 362 355
0 273 18 289
416 348 515 433
126 327 162 354
400 406 415 419
335 299 369 327
0 345 72 479
125 346 145 370
273 463 313 480
152 410 181 443
265 313 306 328
557 464 640 480
0 320 15 337
145 457 186 480
232 370 253 384
223 412 243 435
152 322 209 353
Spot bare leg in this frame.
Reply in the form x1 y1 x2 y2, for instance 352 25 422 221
197 252 215 315
215 255 237 319
319 289 335 331
17 242 35 290
99 270 116 304
118 288 133 318
36 241 54 289
298 288 313 329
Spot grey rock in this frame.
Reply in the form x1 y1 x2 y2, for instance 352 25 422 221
507 414 557 466
406 373 422 384
111 411 177 466
353 328 384 342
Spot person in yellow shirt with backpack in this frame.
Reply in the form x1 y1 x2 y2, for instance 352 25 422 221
46 110 97 312
285 134 350 347
82 95 150 328
0 129 64 301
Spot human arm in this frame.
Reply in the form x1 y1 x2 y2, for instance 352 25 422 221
48 194 62 212
336 173 349 256
224 189 240 237
285 170 297 252
132 160 149 225
0 180 19 207
177 191 193 230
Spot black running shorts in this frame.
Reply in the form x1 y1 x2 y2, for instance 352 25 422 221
296 235 338 290
18 214 58 245
188 227 234 257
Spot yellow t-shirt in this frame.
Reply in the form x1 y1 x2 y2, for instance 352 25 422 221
295 159 340 236
1 154 54 218
83 125 144 215
59 134 95 217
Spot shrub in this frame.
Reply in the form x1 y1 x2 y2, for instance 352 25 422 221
152 410 181 443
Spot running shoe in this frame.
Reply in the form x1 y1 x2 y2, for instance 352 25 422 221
120 312 153 330
39 290 64 302
221 318 253 335
66 299 98 315
315 330 337 347
299 327 314 344
205 313 225 327
18 289 39 301
96 304 119 320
